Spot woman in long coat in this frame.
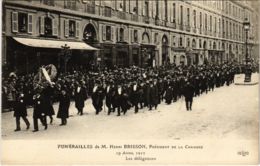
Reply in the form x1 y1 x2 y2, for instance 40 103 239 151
57 90 70 125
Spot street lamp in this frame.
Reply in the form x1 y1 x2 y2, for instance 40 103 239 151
243 18 251 82
61 44 71 73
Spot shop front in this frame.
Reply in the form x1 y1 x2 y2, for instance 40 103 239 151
208 50 225 64
116 42 129 67
6 37 98 74
141 44 156 68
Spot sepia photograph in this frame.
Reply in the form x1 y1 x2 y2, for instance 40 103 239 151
1 0 259 165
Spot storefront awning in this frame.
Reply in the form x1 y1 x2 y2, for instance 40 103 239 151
13 37 99 50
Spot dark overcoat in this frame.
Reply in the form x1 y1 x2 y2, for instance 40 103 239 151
57 94 70 119
74 86 87 109
13 96 27 117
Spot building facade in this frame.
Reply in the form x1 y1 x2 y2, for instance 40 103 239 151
2 0 259 73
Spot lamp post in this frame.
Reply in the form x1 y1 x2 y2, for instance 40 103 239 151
61 44 71 73
243 18 251 82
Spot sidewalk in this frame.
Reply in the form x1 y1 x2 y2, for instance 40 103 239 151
234 73 259 85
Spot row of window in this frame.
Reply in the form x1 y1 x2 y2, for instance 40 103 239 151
11 11 245 49
102 26 139 43
37 0 250 40
12 12 80 38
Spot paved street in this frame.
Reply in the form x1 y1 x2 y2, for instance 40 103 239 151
2 74 259 140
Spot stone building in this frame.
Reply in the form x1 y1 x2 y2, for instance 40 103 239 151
2 0 259 73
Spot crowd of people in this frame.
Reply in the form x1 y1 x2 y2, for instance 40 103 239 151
2 62 248 132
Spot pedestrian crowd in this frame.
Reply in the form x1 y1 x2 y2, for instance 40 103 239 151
1 62 247 132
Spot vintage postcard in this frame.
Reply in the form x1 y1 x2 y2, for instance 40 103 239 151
1 0 259 165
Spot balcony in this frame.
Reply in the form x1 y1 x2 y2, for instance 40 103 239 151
155 18 160 26
143 16 150 24
64 3 77 10
42 0 54 6
104 7 112 17
186 25 191 32
85 4 95 14
131 14 139 22
179 24 184 31
172 23 176 29
118 11 129 20
193 28 197 33
204 29 207 35
161 20 167 26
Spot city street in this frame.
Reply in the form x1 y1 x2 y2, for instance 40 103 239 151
2 74 259 140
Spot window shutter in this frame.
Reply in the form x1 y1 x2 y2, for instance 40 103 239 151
117 27 120 41
125 0 129 13
138 30 142 43
129 0 133 13
152 1 156 18
40 16 45 35
117 0 121 10
12 12 18 33
28 14 33 34
64 19 69 37
142 1 145 16
102 25 106 40
138 0 142 15
124 28 128 42
131 29 134 43
148 2 152 18
159 1 162 20
169 3 172 22
52 18 58 36
76 21 80 38
111 0 116 10
111 26 114 41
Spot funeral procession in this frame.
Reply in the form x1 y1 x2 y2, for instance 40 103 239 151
1 0 259 139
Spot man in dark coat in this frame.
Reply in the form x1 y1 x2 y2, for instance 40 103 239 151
130 81 140 113
164 85 173 105
32 93 48 132
13 92 30 131
114 84 128 116
146 80 159 110
105 81 115 115
42 86 55 124
57 90 70 125
92 81 104 115
74 82 87 115
183 80 195 111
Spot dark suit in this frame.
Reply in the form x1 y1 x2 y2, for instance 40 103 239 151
74 86 87 115
105 85 115 115
183 82 195 111
92 85 104 115
57 93 70 125
33 95 47 131
130 84 140 113
13 95 30 131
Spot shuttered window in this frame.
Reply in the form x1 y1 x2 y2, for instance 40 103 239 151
12 12 18 32
64 19 69 37
40 16 45 35
28 14 33 33
52 18 58 36
76 21 80 38
102 25 106 40
111 26 114 41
